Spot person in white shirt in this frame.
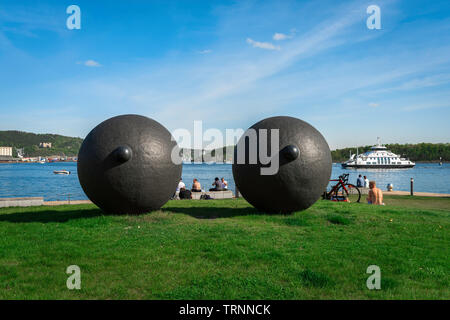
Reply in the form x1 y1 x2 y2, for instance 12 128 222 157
221 177 228 189
177 179 185 192
364 176 370 188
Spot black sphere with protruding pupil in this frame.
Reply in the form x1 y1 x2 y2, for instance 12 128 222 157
232 116 332 213
77 114 182 214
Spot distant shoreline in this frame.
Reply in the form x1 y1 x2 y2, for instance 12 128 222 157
0 160 77 164
1 160 448 165
333 160 448 164
414 160 448 163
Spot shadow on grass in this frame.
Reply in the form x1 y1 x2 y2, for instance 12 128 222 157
162 205 270 219
0 208 103 223
299 269 335 288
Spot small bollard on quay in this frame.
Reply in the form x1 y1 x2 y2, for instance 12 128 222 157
410 178 414 196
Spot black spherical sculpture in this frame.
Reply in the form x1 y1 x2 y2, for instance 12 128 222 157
77 114 182 214
232 116 332 213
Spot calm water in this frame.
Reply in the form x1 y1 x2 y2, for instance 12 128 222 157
0 162 449 201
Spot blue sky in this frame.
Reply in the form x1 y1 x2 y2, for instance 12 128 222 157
0 0 449 149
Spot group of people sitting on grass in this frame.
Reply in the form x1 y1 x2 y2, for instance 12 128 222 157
175 175 383 204
356 174 370 188
175 177 228 199
209 177 228 191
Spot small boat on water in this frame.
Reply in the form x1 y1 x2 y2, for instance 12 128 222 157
54 170 71 175
341 138 415 169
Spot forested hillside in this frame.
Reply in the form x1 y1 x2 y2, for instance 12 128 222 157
0 131 83 157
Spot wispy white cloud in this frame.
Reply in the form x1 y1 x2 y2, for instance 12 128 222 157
246 38 280 50
402 103 450 112
369 102 379 107
371 73 450 94
198 49 212 54
83 60 102 67
0 5 63 35
273 32 292 41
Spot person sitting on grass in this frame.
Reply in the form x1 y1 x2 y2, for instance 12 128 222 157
209 177 223 191
176 178 185 192
172 178 185 199
364 175 369 188
191 179 202 192
357 174 364 187
179 187 192 199
367 181 385 205
221 177 228 189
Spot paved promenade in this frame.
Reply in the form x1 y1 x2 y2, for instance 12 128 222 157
43 200 92 206
37 191 450 205
1 191 450 209
385 190 450 197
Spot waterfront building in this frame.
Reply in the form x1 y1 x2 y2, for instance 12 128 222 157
39 142 52 148
0 146 12 157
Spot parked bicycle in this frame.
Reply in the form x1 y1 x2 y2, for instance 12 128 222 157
323 173 361 202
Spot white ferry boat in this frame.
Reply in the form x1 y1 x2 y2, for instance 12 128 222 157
341 138 415 169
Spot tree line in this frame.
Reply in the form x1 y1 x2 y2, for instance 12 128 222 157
0 131 83 157
1 130 448 162
191 143 450 163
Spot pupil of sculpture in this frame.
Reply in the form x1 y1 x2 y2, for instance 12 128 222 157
114 146 132 163
77 114 182 214
232 116 332 213
281 144 299 161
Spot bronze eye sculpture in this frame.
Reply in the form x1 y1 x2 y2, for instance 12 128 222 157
77 114 182 214
232 116 332 213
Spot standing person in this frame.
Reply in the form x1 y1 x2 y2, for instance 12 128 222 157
364 175 370 188
221 177 228 189
367 181 384 205
209 177 223 191
191 179 202 192
356 174 364 188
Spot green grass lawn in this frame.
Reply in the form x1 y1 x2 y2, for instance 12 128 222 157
0 195 449 299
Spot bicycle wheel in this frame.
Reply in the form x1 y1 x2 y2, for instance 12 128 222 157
329 185 347 202
342 183 361 203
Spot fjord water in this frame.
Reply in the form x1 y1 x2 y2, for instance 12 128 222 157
0 162 449 201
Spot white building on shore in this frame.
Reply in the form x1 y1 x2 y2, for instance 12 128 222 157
0 147 12 157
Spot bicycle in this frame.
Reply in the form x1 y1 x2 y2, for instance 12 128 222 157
323 173 361 203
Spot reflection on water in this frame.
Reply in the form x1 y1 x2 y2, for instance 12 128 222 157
0 162 448 201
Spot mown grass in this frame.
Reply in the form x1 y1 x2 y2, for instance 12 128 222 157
0 195 448 299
